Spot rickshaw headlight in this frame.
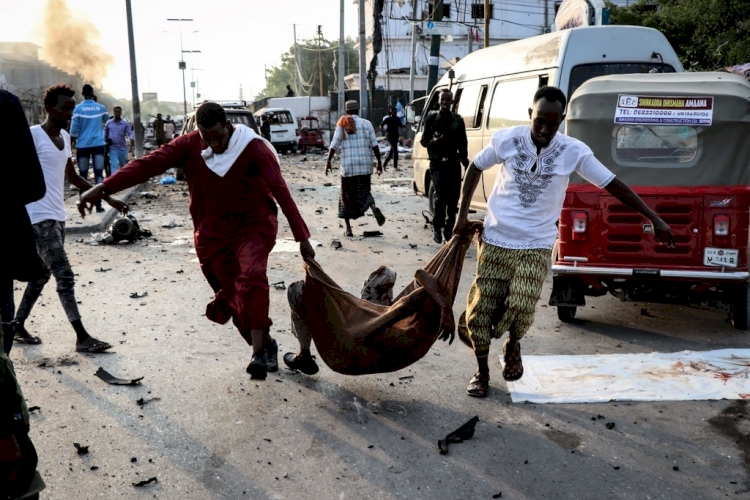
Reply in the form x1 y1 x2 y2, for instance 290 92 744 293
713 214 730 246
572 212 588 241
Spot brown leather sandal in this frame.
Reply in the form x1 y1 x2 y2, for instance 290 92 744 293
466 372 490 397
502 338 524 382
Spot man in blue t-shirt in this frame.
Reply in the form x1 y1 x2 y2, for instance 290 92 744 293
70 84 108 212
104 106 134 175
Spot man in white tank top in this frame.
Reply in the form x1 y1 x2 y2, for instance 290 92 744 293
12 85 127 353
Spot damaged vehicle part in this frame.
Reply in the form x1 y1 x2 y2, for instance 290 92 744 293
438 416 479 455
94 367 143 386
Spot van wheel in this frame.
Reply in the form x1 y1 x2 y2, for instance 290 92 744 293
557 306 577 323
428 183 436 214
731 283 750 330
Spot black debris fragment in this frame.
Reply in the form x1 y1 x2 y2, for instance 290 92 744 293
605 422 616 430
315 208 324 214
176 269 184 274
129 291 148 299
409 244 418 249
323 183 333 187
641 308 653 317
331 239 342 250
74 443 89 455
370 249 383 254
131 457 138 463
95 367 144 386
28 406 41 413
95 268 112 273
132 477 158 487
438 416 479 455
673 466 679 471
136 397 161 407
363 231 383 237
90 466 99 471
270 281 286 290
492 493 502 499
398 375 414 380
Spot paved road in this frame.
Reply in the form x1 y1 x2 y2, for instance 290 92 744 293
10 156 750 499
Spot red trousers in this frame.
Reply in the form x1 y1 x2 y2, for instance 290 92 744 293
201 219 277 333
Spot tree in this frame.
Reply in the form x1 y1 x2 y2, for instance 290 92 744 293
257 37 359 99
607 0 750 71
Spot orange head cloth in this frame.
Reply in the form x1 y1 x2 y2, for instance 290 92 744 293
336 115 357 138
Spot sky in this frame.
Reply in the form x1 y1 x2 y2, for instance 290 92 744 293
0 0 362 104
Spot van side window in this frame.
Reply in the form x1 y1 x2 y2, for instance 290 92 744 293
568 63 676 98
455 84 482 130
474 85 488 128
419 88 445 134
486 77 539 130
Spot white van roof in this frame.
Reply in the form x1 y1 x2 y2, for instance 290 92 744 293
443 26 683 86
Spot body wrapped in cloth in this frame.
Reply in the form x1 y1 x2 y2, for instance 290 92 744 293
294 222 482 375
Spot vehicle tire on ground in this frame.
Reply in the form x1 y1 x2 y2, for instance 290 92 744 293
557 306 577 323
731 282 750 330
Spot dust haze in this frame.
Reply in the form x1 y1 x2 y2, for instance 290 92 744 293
40 0 113 86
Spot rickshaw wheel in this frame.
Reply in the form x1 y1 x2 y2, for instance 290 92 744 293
731 283 750 330
557 306 577 323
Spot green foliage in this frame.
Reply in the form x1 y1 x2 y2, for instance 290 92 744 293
607 0 750 70
257 37 359 99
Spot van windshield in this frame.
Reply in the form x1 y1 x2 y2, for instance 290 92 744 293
227 113 258 133
266 111 294 125
569 63 676 98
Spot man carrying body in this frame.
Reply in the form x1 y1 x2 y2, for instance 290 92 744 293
79 102 316 380
104 106 134 175
326 100 386 238
70 84 109 212
454 86 675 397
381 108 403 171
421 90 468 244
12 85 125 353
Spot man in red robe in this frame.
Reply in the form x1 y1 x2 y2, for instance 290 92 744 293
79 102 315 380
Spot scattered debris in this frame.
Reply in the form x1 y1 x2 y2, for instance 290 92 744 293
641 308 653 317
493 493 503 499
90 466 99 471
95 268 112 273
673 466 680 471
315 208 324 214
139 192 159 199
402 234 408 239
271 281 286 290
132 477 158 487
74 443 89 455
606 422 616 430
28 406 41 413
95 367 144 386
409 244 418 249
398 375 414 380
363 231 383 237
136 397 161 407
370 249 383 254
387 200 400 205
323 183 333 187
176 269 184 274
161 220 182 229
37 356 79 368
438 416 479 455
159 176 177 185
129 291 148 299
96 214 152 244
331 239 342 250
131 457 138 463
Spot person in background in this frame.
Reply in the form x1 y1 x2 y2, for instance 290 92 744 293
326 99 386 238
12 84 125 354
286 84 296 97
381 108 404 171
164 119 176 142
151 113 166 148
70 84 108 212
105 106 134 175
420 90 468 244
260 116 271 142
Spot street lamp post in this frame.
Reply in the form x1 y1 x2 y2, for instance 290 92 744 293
167 18 193 116
182 50 201 111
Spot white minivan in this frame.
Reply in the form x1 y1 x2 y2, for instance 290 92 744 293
254 107 299 154
411 26 684 211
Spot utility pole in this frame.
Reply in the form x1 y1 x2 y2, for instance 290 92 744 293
338 0 345 115
544 0 549 33
483 0 490 48
167 18 194 116
125 0 143 158
317 25 324 97
467 25 473 55
293 24 301 96
409 2 419 103
427 0 443 93
358 0 368 119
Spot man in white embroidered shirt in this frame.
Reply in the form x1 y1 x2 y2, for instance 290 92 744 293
453 86 675 398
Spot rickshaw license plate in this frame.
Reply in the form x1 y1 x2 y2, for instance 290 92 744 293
704 248 739 268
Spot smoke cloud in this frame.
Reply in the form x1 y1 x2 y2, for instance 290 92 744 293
40 0 114 86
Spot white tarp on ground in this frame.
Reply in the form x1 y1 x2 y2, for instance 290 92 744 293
506 349 750 404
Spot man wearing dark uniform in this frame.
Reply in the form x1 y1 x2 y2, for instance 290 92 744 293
420 90 468 244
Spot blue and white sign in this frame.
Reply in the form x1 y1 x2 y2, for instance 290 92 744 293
422 20 453 36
